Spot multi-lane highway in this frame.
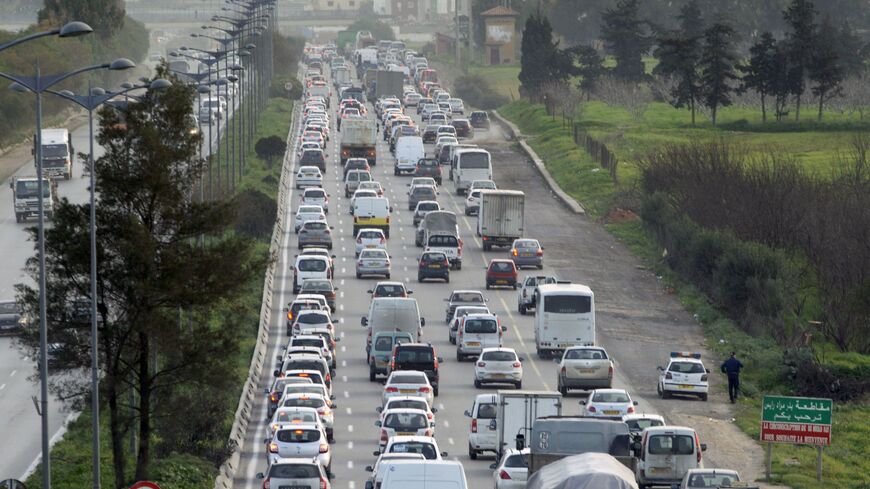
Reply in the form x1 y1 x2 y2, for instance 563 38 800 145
0 86 234 480
233 65 767 489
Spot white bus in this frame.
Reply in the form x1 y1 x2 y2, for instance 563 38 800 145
533 283 595 357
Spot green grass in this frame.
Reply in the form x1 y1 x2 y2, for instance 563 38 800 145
467 64 521 101
497 97 870 489
23 96 294 489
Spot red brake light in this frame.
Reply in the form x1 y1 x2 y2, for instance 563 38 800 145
385 386 398 393
419 386 430 393
628 406 635 413
587 406 597 413
268 442 279 453
499 470 511 480
263 477 270 489
471 418 477 433
319 443 329 453
357 238 362 243
320 476 327 489
380 429 389 442
696 433 702 463
477 362 485 367
608 365 614 378
513 362 522 368
536 249 543 256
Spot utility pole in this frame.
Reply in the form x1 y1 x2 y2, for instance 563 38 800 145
454 0 461 68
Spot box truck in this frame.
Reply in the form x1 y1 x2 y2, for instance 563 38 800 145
494 390 562 460
477 190 524 250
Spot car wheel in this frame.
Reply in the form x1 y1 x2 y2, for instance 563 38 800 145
701 393 708 401
386 273 391 279
513 283 518 290
445 275 450 283
537 264 544 270
468 444 478 460
369 367 376 382
433 386 439 396
558 381 568 396
474 379 481 389
485 284 490 290
456 350 462 362
356 272 362 279
519 303 526 315
456 262 461 270
515 381 522 389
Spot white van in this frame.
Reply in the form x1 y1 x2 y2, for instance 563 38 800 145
534 283 595 357
292 255 331 294
394 136 425 175
353 196 393 237
379 460 468 489
464 393 498 458
452 148 492 195
362 298 425 354
456 313 504 360
635 426 706 488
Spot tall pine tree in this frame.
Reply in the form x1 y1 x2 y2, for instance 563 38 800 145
699 22 739 125
572 45 606 100
740 32 779 122
519 12 573 101
809 16 845 120
651 0 704 123
782 0 818 121
600 0 652 81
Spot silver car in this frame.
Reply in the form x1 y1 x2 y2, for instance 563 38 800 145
408 185 437 211
413 200 440 226
492 449 529 489
356 248 391 279
298 220 333 250
257 457 330 489
265 423 332 472
509 238 544 269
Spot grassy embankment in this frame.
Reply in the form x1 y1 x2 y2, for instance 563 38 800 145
23 97 294 489
497 98 870 489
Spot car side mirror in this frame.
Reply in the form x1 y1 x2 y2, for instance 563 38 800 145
372 450 381 456
273 369 280 377
389 207 394 213
329 226 335 230
501 326 507 332
632 442 642 452
256 473 265 480
333 287 339 291
283 307 289 312
441 451 448 457
263 388 270 395
431 407 438 413
331 394 336 400
375 406 383 413
366 290 373 294
706 368 711 373
361 317 368 326
374 420 382 427
633 401 639 406
657 366 664 371
420 318 426 326
335 337 341 342
579 400 586 405
701 443 707 452
331 254 336 258
437 357 444 363
519 357 525 362
365 466 374 473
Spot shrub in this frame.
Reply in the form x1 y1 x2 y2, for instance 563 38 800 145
454 74 509 110
232 189 277 240
272 76 303 100
255 135 287 169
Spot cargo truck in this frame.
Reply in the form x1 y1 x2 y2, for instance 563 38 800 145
11 176 58 223
477 190 525 250
494 390 562 460
34 128 74 180
415 210 459 247
527 417 634 475
375 70 405 99
340 118 377 166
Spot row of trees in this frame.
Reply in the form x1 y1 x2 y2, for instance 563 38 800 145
518 0 869 124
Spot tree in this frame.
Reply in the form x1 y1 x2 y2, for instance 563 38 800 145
653 36 702 124
519 13 573 101
571 45 606 100
740 32 779 122
699 22 740 125
15 72 265 486
256 135 287 169
676 0 705 41
782 0 818 121
808 17 845 120
347 17 395 41
770 42 795 122
39 0 125 38
833 22 868 77
600 0 652 82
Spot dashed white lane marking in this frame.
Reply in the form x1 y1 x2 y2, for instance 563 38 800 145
348 425 354 432
499 295 550 389
347 460 354 469
342 375 348 382
344 391 349 398
341 345 346 352
347 441 354 449
349 482 356 489
10 370 16 377
448 437 455 445
0 384 5 390
443 420 450 428
341 267 346 273
342 360 347 367
346 407 352 415
438 403 445 410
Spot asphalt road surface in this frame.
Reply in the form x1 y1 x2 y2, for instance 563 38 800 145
233 68 766 489
0 99 232 480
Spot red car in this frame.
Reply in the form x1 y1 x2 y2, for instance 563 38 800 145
485 259 518 289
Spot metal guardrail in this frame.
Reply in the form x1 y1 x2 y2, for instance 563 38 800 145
214 102 298 489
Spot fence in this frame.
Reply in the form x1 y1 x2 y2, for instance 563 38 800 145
572 124 619 183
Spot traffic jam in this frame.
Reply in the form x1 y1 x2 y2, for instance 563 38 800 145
256 39 744 489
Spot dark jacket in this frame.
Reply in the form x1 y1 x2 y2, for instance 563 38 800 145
720 357 743 376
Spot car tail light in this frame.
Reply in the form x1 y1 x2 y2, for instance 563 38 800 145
319 476 328 489
269 392 279 403
587 406 597 413
380 429 389 442
513 362 522 368
561 366 566 375
443 259 450 267
419 386 430 393
471 418 477 433
512 249 518 257
701 374 708 381
319 443 329 453
385 386 398 393
536 249 543 256
263 477 271 489
325 373 331 382
268 442 279 453
627 406 635 414
608 365 614 378
665 372 673 380
477 361 486 367
696 433 702 463
424 428 433 437
427 412 433 420
319 214 325 220
499 470 512 480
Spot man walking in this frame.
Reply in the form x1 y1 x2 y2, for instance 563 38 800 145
720 351 744 403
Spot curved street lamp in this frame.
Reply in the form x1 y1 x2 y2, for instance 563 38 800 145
0 21 93 53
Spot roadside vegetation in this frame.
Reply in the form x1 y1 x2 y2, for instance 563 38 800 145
495 1 870 487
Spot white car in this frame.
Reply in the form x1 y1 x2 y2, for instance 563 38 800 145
657 352 710 401
374 407 435 451
492 448 529 489
301 187 329 213
377 395 437 424
280 392 335 440
447 98 465 114
268 406 324 438
434 135 458 156
413 200 440 226
677 469 741 489
382 370 433 407
557 346 614 394
355 228 387 257
266 423 332 472
294 205 326 233
295 166 323 189
350 189 379 213
464 188 482 216
580 388 638 417
474 347 523 389
403 92 422 106
364 453 426 489
379 435 444 460
256 457 331 489
298 141 321 157
356 248 391 279
469 179 497 191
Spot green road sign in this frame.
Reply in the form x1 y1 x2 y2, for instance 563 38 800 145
761 395 832 446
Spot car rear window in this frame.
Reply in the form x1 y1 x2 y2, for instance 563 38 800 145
276 429 321 443
396 347 434 363
304 222 327 231
283 396 325 409
481 351 516 361
375 284 405 296
625 418 664 432
515 240 538 248
391 373 426 384
452 293 484 303
428 235 458 247
669 362 706 374
565 349 607 360
297 259 327 272
305 189 326 198
269 463 320 479
504 453 529 468
299 206 322 213
295 313 329 324
418 202 439 211
476 403 496 419
464 319 498 334
591 391 630 403
490 262 514 272
648 434 695 455
384 413 428 430
360 230 382 239
293 338 325 348
423 253 447 262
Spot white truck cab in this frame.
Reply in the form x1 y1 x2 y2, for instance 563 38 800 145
11 177 58 223
634 426 706 488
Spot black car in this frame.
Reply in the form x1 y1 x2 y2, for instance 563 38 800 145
299 149 326 171
422 125 439 143
469 111 490 130
390 343 443 396
0 300 24 336
450 119 472 139
414 158 442 185
418 251 450 283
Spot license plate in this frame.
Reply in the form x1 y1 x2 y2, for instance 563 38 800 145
650 468 669 474
429 264 441 269
400 389 415 394
603 410 620 415
279 486 309 489
466 342 480 347
398 432 415 436
679 384 694 389
366 244 376 248
577 368 596 374
491 374 507 378
522 253 533 257
495 279 507 284
558 343 573 348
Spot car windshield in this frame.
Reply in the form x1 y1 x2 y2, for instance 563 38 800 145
482 351 516 361
452 293 483 303
375 285 405 296
389 442 437 459
396 348 434 363
15 180 51 198
390 374 425 384
669 361 706 373
276 429 321 443
565 349 607 360
476 403 496 419
269 463 320 479
283 397 325 409
384 413 428 430
648 435 695 455
274 411 318 424
464 319 498 334
490 262 514 272
591 391 630 403
297 259 327 272
687 473 739 488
